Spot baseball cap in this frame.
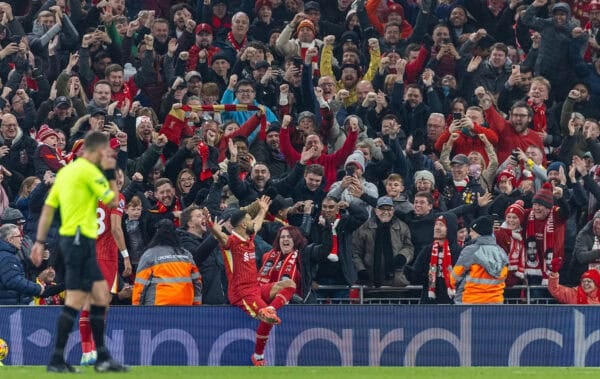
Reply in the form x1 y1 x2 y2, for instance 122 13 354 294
254 61 270 70
89 106 107 117
269 195 294 215
304 1 320 12
54 96 71 109
376 197 394 208
450 154 470 166
195 23 213 35
184 71 202 82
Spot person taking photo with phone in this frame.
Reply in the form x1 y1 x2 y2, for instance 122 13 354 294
327 150 378 214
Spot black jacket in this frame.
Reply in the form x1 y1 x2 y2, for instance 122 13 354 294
177 229 227 305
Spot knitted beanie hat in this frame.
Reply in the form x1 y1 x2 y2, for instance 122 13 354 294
505 200 526 224
532 182 554 209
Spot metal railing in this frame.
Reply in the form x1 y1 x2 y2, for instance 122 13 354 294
314 285 557 305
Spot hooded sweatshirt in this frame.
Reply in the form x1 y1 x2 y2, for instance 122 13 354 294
450 234 509 304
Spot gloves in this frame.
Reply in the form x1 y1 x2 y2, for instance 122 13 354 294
357 270 369 284
550 257 563 273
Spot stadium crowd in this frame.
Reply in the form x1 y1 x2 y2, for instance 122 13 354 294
0 0 600 308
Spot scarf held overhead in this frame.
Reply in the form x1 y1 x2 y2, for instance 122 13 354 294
160 104 267 145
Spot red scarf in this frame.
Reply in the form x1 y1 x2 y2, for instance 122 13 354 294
527 99 547 133
265 214 289 226
258 249 299 286
226 31 247 53
427 240 453 299
327 214 341 262
154 198 182 227
197 141 212 181
212 15 232 31
526 208 555 284
503 227 526 279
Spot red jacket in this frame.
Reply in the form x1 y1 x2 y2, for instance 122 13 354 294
484 106 544 163
434 122 499 164
279 128 358 190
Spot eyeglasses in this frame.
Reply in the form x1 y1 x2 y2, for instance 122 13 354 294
236 89 255 94
377 207 394 213
581 279 595 284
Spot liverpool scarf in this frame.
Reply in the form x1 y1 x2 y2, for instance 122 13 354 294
153 198 182 227
327 214 341 262
258 249 299 285
526 208 555 284
527 99 547 133
160 104 267 145
197 141 212 181
428 240 453 299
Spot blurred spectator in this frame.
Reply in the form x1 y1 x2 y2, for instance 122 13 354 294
549 269 600 304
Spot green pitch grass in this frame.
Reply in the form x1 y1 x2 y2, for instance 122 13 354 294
0 366 599 378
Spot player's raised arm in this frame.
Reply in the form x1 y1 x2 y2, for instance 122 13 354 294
203 207 228 247
252 196 272 234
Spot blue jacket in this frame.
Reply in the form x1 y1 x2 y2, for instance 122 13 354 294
0 240 42 305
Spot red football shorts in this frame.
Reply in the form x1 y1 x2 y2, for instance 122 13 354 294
97 259 118 294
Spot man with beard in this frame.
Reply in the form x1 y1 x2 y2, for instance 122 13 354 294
250 122 288 178
177 23 222 72
178 205 226 305
477 89 544 163
142 178 182 241
405 213 462 304
169 3 193 39
203 197 296 367
498 65 534 114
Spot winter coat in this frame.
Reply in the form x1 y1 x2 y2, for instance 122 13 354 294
405 212 462 303
352 216 414 287
0 127 37 178
0 239 42 305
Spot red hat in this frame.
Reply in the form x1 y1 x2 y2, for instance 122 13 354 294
66 139 84 163
110 138 121 150
505 200 526 224
254 0 272 13
385 3 405 21
533 182 554 209
296 19 316 36
195 23 213 35
581 269 600 288
36 124 58 142
590 1 600 12
497 167 516 187
435 215 447 227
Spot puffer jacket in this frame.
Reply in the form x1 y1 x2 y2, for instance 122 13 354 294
450 234 509 304
132 245 203 306
0 240 42 305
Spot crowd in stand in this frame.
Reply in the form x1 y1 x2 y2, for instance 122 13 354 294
1 0 600 307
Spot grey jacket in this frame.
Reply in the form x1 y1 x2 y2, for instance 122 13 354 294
452 235 508 304
574 221 600 265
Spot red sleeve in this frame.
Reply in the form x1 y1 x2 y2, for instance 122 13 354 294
472 123 499 145
365 0 384 35
218 114 262 161
39 145 63 172
319 107 334 141
434 129 451 152
404 46 429 84
329 130 358 168
278 104 291 120
110 194 126 217
279 127 301 166
484 106 508 135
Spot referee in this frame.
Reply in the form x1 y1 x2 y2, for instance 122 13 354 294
31 131 129 373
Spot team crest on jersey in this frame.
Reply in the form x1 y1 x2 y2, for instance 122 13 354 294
243 252 256 262
118 198 126 210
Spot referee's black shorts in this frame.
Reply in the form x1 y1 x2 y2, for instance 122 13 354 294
60 235 105 292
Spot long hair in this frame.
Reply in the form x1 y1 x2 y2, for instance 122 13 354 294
147 219 183 253
272 226 307 252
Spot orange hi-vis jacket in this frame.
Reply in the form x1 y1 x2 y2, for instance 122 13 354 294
133 246 202 305
450 235 509 304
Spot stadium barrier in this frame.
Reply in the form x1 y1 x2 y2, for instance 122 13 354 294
314 285 556 304
1 305 599 366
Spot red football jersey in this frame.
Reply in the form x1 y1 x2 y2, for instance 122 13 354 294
222 232 259 301
96 193 125 261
